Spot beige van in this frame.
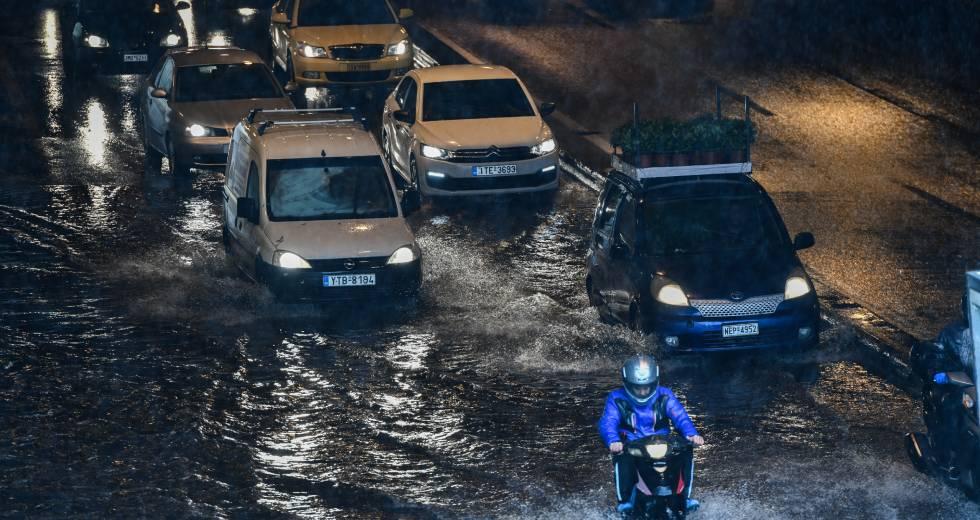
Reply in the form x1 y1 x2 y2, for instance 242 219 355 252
222 108 422 302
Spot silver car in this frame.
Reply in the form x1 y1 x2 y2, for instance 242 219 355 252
141 47 294 176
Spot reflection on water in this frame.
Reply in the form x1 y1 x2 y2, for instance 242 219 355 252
81 100 109 168
207 31 232 47
40 9 62 135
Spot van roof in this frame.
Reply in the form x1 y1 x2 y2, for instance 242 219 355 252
254 123 381 161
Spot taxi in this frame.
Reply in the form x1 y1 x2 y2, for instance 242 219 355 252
586 162 820 352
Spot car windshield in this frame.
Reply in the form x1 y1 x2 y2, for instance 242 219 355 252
174 64 282 103
267 157 397 221
422 79 535 121
297 0 395 26
82 0 171 14
642 195 787 256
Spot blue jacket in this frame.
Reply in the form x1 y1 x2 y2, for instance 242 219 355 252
598 386 698 447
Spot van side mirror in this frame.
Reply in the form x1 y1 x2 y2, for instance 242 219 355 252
401 189 421 215
237 197 259 224
539 102 557 117
393 110 414 125
175 1 191 10
793 232 815 251
151 88 168 99
399 8 414 19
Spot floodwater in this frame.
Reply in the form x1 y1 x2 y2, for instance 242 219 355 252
1 2 978 518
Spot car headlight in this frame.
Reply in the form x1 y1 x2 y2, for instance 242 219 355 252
387 246 417 265
185 124 222 137
299 43 327 58
387 39 410 56
421 144 449 160
785 276 811 300
531 138 556 155
656 284 690 307
274 251 311 269
161 33 182 47
85 34 109 48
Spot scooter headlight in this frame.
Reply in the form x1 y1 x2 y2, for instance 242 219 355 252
964 393 976 410
645 443 669 459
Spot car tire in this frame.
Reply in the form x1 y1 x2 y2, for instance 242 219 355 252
382 130 406 189
143 120 163 175
166 136 191 177
628 303 645 332
410 155 428 204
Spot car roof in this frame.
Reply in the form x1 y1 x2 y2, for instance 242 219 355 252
166 47 265 68
610 172 766 202
413 64 518 84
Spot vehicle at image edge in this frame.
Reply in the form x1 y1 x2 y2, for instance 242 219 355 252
586 170 819 353
222 108 422 302
619 435 696 519
66 0 190 76
381 65 559 198
142 46 294 177
269 0 415 88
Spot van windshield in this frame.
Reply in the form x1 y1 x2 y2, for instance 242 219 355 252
266 157 397 221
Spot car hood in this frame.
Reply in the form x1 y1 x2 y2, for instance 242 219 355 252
176 98 293 132
263 217 414 261
417 117 549 150
290 24 407 48
655 249 797 300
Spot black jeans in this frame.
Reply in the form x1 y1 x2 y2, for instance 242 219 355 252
613 450 695 505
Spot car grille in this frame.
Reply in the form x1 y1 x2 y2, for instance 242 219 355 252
695 329 798 349
307 256 389 272
324 70 392 83
447 146 536 164
330 44 386 61
426 170 557 191
689 294 784 318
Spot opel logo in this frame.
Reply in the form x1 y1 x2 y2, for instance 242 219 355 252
730 291 746 301
344 259 357 270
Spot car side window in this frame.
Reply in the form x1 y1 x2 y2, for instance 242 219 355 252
615 194 637 251
595 183 625 249
246 162 260 201
394 77 413 107
402 80 418 119
155 59 174 92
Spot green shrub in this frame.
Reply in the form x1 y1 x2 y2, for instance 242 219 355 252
611 117 756 153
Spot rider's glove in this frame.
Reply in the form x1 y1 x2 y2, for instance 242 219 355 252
933 372 950 385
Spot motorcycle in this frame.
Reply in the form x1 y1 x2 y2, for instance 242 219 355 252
621 435 695 519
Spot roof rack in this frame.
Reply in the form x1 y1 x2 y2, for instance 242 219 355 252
613 155 752 181
245 107 367 135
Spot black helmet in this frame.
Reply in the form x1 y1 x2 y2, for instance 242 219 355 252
622 354 659 404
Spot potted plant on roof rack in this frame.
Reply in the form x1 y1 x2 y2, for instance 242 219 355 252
611 113 756 169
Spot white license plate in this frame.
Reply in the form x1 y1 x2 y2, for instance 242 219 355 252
345 62 371 72
722 323 759 338
472 164 518 177
323 274 376 287
123 54 148 63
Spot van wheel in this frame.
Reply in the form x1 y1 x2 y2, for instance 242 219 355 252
166 137 191 177
143 119 162 175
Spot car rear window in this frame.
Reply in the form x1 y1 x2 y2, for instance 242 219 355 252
266 156 397 221
422 79 535 121
174 64 282 103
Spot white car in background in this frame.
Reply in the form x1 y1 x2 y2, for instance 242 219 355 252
380 64 559 198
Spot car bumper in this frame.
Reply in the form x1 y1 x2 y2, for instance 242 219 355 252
417 153 560 196
290 53 413 87
652 296 820 353
172 135 231 169
74 46 167 74
256 257 422 303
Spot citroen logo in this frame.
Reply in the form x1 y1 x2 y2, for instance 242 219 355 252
344 259 357 270
487 146 500 158
730 291 746 301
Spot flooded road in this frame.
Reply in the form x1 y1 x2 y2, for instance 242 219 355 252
2 2 979 518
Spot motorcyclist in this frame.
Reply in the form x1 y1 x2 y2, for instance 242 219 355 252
598 354 705 515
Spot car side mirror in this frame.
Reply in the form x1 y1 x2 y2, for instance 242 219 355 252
539 101 557 117
237 197 259 224
175 1 191 10
393 110 413 125
271 11 289 25
283 81 298 93
401 189 421 215
793 232 815 251
399 8 415 19
611 238 630 259
150 88 168 99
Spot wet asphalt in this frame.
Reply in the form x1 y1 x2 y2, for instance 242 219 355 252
1 1 979 518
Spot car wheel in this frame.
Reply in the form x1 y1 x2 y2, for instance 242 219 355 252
382 130 406 189
628 303 644 332
285 53 296 87
166 136 191 177
410 155 427 203
143 120 163 175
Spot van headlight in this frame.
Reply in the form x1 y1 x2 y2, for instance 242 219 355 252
531 138 556 155
387 246 417 265
161 33 182 47
85 34 109 48
656 284 689 307
387 39 410 56
274 251 311 269
299 43 327 58
785 276 812 299
421 144 449 160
